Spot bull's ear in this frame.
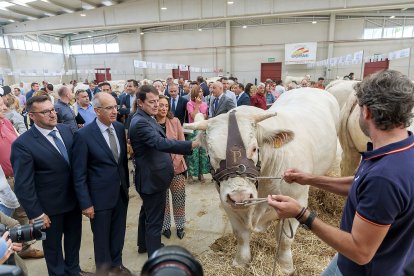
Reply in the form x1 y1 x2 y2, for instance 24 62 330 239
257 128 295 149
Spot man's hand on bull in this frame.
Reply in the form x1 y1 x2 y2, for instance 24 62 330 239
267 194 303 219
191 141 200 149
283 168 313 185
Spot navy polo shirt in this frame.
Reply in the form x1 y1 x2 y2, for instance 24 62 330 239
338 132 414 275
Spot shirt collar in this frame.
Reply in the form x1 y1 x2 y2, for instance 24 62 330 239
34 124 58 136
362 131 414 160
96 118 114 133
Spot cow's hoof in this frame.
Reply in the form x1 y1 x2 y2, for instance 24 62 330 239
232 258 248 267
281 267 295 275
253 225 265 233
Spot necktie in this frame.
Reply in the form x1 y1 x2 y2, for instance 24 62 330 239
172 98 176 114
107 128 119 161
213 97 218 111
236 95 239 101
49 130 69 164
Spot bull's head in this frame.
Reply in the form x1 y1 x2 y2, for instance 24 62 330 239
184 106 295 210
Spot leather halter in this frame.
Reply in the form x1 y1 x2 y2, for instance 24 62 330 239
211 110 261 186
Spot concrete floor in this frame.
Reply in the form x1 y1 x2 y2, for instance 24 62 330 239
25 176 230 275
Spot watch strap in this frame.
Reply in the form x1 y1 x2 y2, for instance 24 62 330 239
301 211 316 230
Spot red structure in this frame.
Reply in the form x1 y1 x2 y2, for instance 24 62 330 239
95 68 112 82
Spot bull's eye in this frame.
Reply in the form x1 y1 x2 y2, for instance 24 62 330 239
252 147 257 152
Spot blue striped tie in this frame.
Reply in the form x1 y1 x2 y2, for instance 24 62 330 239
49 130 69 164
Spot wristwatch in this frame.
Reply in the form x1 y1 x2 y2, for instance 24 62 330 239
301 211 316 230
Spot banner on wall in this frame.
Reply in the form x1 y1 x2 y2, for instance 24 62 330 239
285 42 317 64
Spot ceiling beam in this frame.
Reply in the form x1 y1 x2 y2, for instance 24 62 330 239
81 0 100 8
39 0 76 13
0 6 40 19
6 0 58 16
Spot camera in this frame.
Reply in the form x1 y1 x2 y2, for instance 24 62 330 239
0 221 46 243
141 245 203 276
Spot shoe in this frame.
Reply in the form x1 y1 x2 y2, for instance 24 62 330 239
162 229 171 239
187 176 193 184
177 229 185 239
18 248 44 259
109 265 132 275
77 270 95 276
138 246 147 254
138 243 164 254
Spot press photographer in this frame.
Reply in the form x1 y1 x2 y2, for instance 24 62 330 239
0 212 27 275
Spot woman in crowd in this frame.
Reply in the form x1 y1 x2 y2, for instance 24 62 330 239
250 83 267 110
156 95 188 240
185 85 209 183
2 94 26 135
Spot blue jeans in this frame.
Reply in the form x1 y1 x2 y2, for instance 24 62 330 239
321 254 343 276
0 203 14 217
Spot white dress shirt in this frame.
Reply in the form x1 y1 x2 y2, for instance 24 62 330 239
96 118 120 157
34 124 65 153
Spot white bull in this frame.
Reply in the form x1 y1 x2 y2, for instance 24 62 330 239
338 92 414 176
326 79 359 110
184 88 339 274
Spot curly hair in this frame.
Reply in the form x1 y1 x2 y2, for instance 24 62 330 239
355 70 414 130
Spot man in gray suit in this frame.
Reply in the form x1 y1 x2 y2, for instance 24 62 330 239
209 81 236 118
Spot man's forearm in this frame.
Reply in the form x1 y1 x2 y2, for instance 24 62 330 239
308 175 353 196
301 212 369 265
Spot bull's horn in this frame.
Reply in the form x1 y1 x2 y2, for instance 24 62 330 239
252 112 277 123
183 120 208 131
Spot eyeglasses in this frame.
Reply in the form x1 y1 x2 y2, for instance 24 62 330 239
30 108 56 116
96 105 119 111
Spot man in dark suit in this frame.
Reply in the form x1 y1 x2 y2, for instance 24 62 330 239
129 85 198 257
72 93 131 275
168 83 188 125
197 76 209 97
234 83 250 106
119 79 138 127
11 95 90 276
209 81 236 118
85 82 100 101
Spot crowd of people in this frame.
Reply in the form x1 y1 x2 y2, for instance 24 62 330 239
1 70 413 275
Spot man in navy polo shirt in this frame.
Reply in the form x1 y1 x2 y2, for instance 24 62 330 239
267 69 414 276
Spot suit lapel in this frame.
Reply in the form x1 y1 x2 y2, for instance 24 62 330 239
137 109 166 137
114 123 125 163
216 96 225 114
90 120 118 164
31 126 68 164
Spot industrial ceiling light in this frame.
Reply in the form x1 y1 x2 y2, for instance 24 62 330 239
140 32 144 35
160 0 167 10
227 1 234 4
102 0 114 6
80 0 86 16
242 25 247 29
389 15 395 19
198 28 202 31
8 19 15 22
87 35 92 38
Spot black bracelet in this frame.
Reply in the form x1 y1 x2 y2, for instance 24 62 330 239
295 207 307 221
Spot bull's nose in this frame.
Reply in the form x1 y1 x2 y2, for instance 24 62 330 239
228 192 254 204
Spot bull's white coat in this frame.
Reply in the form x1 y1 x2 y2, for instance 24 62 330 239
185 88 339 274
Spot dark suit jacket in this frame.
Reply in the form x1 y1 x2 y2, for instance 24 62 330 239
171 96 188 125
119 94 134 116
209 94 236 117
11 124 77 219
129 109 192 194
200 82 209 97
237 92 251 106
86 87 100 100
72 119 129 211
